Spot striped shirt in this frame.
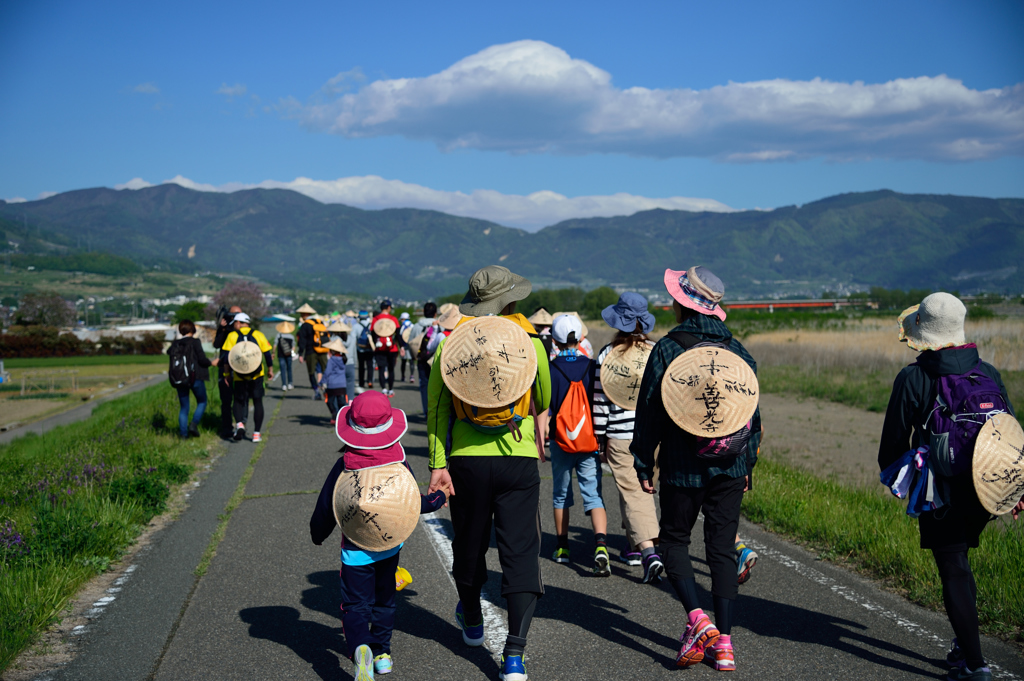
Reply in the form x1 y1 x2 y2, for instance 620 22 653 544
592 341 653 440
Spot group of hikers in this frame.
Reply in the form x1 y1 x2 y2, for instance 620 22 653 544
165 264 1023 681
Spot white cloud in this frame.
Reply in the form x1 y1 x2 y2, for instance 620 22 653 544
4 197 27 203
116 175 734 230
133 82 160 94
37 191 57 200
217 83 247 98
289 40 1024 162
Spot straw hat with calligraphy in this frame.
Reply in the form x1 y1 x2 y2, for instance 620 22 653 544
972 413 1024 515
600 342 653 410
332 462 420 551
528 308 554 327
409 333 425 360
440 316 537 408
661 346 759 436
553 312 588 339
437 305 464 331
296 303 317 315
275 321 295 334
327 320 351 334
373 318 397 337
228 339 264 375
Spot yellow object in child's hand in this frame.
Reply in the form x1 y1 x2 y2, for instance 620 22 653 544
395 566 412 591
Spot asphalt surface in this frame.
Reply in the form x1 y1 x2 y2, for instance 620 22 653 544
41 378 1024 680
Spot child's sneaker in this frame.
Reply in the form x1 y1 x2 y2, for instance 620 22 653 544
455 601 484 647
948 667 993 681
373 653 393 675
641 552 664 584
499 653 527 681
353 644 374 680
619 550 642 566
552 547 570 564
708 639 735 671
947 638 965 669
593 545 610 576
736 541 757 585
252 432 262 443
677 613 720 667
232 423 245 441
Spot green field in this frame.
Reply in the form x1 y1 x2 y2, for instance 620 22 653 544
3 355 168 369
0 381 223 671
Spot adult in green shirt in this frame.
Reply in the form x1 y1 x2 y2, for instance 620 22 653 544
427 265 551 681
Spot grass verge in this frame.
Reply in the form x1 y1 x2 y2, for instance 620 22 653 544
759 365 1024 424
0 379 224 672
3 355 167 369
743 457 1024 641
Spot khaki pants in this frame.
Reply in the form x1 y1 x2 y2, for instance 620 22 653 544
605 438 660 548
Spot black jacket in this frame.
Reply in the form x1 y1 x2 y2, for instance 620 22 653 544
213 323 233 379
166 336 212 382
297 320 316 356
878 345 1014 472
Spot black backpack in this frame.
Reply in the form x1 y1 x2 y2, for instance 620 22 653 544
168 339 197 387
277 334 294 356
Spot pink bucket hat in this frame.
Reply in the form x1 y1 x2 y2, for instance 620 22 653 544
664 266 727 321
336 391 408 450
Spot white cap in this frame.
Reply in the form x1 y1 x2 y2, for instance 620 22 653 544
552 314 582 344
233 312 251 324
400 312 410 320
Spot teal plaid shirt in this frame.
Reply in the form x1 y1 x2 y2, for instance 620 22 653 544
630 315 761 488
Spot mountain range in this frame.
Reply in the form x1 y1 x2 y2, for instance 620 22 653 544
2 185 1022 299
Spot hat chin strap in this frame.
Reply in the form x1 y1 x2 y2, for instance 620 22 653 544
348 415 394 435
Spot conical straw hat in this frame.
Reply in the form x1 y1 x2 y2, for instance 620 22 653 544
345 310 357 317
275 321 295 334
972 413 1024 515
373 318 397 337
660 346 758 437
401 327 412 343
327 320 351 333
528 308 554 326
440 316 538 408
553 312 588 338
296 303 317 315
332 462 420 551
228 339 264 375
323 337 346 353
438 302 456 315
600 342 653 410
437 306 464 331
409 333 425 359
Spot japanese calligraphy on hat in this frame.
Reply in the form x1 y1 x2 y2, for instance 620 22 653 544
661 346 759 437
973 413 1024 516
440 316 537 408
600 342 653 410
332 462 420 551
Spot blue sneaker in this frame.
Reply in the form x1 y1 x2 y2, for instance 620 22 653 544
736 543 757 585
948 666 992 681
353 644 374 680
499 654 527 681
455 601 484 647
373 653 392 675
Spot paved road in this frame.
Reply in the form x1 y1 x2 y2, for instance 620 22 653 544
45 380 1024 680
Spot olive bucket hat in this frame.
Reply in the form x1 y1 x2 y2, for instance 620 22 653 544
459 265 532 317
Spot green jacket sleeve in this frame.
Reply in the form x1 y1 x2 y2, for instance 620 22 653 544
532 338 551 412
427 339 453 469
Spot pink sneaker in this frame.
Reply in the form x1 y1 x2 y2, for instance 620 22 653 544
708 639 735 671
676 614 720 667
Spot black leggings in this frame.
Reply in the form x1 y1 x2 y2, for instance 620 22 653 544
375 353 396 391
933 548 984 669
233 380 265 432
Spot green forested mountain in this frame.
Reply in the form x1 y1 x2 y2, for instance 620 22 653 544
1 185 1021 298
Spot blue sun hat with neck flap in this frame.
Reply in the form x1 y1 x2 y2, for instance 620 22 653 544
602 292 655 334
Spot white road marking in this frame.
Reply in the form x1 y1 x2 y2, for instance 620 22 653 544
420 513 507 657
743 537 1021 681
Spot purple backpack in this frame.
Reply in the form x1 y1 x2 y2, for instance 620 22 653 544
922 361 1008 477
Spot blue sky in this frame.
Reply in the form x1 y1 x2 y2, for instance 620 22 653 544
1 0 1022 229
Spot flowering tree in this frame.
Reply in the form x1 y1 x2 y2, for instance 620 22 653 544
15 292 77 328
207 280 267 323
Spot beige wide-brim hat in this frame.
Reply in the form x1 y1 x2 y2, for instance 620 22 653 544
661 346 759 437
440 316 538 408
438 302 456 315
973 413 1024 515
553 312 589 339
600 342 653 410
228 339 264 375
296 303 317 315
528 308 554 326
327 321 351 333
275 322 295 334
437 306 464 331
898 292 966 352
324 337 346 353
373 318 397 337
332 462 420 551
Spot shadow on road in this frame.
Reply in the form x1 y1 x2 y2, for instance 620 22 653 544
239 605 349 681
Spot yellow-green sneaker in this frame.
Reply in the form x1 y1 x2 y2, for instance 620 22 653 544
593 545 610 576
552 547 570 564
